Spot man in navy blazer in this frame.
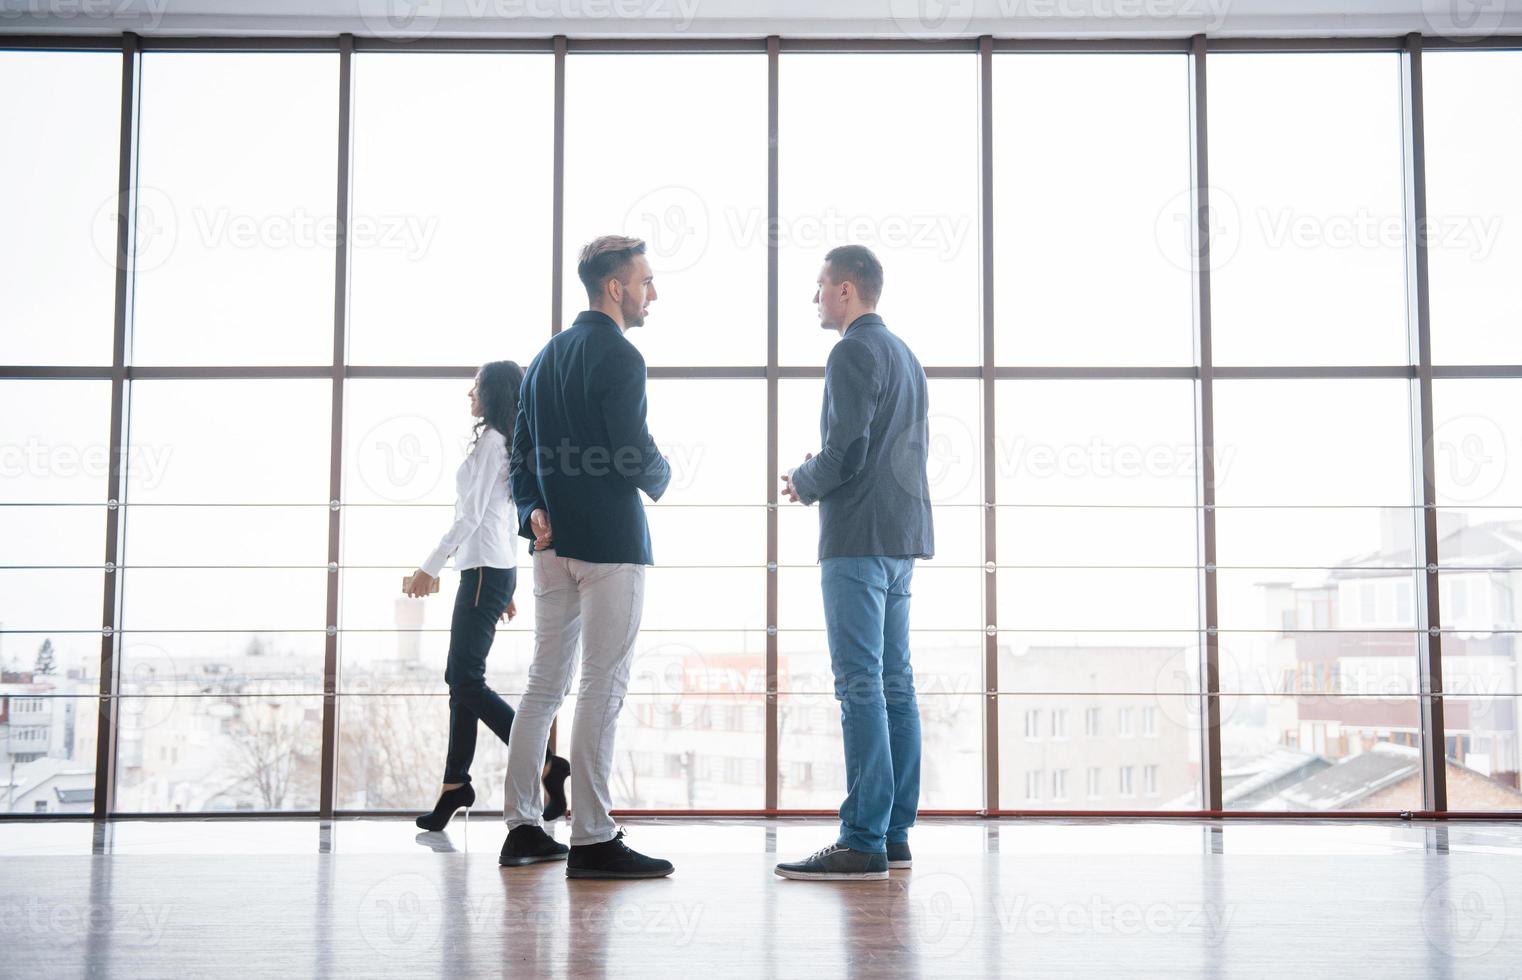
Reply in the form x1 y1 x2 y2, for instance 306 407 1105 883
498 235 674 879
775 245 934 882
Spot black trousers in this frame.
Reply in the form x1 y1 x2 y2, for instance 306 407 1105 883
443 566 538 785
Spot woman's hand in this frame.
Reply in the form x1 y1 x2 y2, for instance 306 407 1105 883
403 569 436 598
501 600 517 623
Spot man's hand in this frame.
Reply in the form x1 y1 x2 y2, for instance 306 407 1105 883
530 508 554 551
501 600 517 623
403 568 436 598
780 452 813 504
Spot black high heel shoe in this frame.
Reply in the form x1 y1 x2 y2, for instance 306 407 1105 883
542 755 570 821
415 783 475 832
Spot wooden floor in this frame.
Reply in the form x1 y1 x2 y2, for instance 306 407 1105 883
2 817 1520 978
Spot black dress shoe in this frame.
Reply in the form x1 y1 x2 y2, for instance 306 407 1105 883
887 841 912 869
542 755 571 821
567 829 673 879
415 784 475 832
774 843 888 881
499 825 570 867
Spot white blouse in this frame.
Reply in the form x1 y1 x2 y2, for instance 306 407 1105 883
420 427 518 577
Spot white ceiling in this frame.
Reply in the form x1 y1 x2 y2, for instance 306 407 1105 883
3 0 1522 39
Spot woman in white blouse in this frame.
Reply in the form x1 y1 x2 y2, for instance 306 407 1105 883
404 360 569 832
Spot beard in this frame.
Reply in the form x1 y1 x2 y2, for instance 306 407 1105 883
622 296 646 328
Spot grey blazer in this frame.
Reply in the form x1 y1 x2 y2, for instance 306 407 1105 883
789 314 935 561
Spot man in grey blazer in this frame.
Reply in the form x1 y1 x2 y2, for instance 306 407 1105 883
775 245 934 881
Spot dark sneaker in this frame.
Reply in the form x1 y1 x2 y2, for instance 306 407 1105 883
887 841 912 870
567 829 674 879
775 843 888 881
499 824 569 867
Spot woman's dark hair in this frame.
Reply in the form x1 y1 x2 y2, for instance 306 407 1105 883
472 359 524 450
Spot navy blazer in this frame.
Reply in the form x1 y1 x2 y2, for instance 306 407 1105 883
789 314 935 561
510 310 671 565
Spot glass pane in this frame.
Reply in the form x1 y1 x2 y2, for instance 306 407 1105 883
0 381 113 503
993 379 1199 639
1206 54 1407 365
998 694 1203 810
779 53 979 366
125 379 332 504
123 505 328 566
349 53 554 366
1432 379 1521 511
592 694 766 810
0 52 120 366
1444 697 1522 809
778 694 982 809
0 417 107 676
1221 695 1424 811
343 377 478 507
1216 631 1422 697
1212 380 1414 508
647 379 766 505
119 632 325 696
644 569 766 631
132 53 338 365
995 380 1198 506
0 505 105 566
338 625 528 695
120 568 329 633
1214 381 1418 674
0 695 98 814
562 54 766 366
993 53 1193 366
114 695 323 812
998 506 1197 568
337 694 500 809
1423 51 1522 365
998 568 1198 631
997 632 1203 695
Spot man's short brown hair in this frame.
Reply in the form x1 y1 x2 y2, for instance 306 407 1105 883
823 244 884 307
578 235 647 303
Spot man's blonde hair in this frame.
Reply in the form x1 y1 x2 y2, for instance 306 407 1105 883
577 235 647 303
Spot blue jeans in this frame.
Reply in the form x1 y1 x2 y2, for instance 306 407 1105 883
821 555 921 854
